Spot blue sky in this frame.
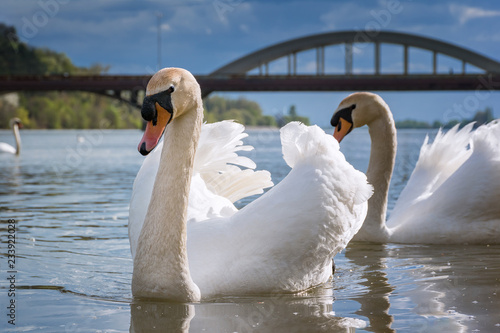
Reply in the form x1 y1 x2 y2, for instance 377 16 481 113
3 0 500 126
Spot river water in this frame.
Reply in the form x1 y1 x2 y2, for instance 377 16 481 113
0 127 499 332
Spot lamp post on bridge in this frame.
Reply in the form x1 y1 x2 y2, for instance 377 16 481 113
156 12 163 71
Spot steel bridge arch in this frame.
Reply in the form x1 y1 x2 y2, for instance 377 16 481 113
210 30 500 75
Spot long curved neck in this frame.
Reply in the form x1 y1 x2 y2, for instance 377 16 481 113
355 111 396 242
132 105 203 302
12 124 21 155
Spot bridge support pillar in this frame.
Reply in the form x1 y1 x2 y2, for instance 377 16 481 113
433 51 437 74
345 43 353 75
404 45 409 75
287 52 297 75
316 46 325 75
130 89 138 106
293 52 297 75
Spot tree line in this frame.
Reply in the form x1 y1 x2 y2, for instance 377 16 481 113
203 95 309 128
396 108 495 129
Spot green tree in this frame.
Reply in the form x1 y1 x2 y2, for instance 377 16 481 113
471 107 493 126
395 107 496 129
203 95 278 127
395 119 431 129
276 105 310 127
0 23 142 129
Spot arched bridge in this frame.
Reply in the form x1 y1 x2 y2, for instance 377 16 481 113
2 30 500 106
211 30 500 75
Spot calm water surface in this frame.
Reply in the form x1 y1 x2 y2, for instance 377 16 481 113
0 128 499 332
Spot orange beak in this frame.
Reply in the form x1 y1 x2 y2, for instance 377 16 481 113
333 118 353 143
138 102 173 155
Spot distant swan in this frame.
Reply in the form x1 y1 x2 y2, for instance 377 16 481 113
331 92 500 244
128 68 372 302
0 118 22 155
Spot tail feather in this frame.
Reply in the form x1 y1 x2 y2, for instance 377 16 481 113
416 123 474 178
410 123 473 193
203 167 273 203
390 123 475 223
281 122 372 205
194 121 256 173
280 121 340 168
472 120 500 156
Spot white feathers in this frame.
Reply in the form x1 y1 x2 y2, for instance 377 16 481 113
0 142 16 154
129 120 372 298
185 122 371 297
281 123 371 206
281 122 340 168
0 119 21 155
194 121 255 173
194 121 273 203
388 121 500 244
389 123 475 221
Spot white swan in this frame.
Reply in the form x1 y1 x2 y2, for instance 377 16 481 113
0 118 22 155
331 92 500 244
128 68 372 301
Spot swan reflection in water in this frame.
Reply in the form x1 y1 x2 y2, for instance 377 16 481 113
130 287 366 332
343 243 395 332
129 243 499 332
345 243 500 333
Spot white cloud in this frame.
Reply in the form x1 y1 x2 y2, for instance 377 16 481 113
319 3 371 31
476 31 500 42
449 4 500 25
240 24 249 33
159 1 253 33
161 23 171 32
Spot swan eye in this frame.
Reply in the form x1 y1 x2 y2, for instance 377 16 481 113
331 105 354 127
141 87 175 124
337 122 342 131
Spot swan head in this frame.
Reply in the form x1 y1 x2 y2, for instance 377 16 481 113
331 92 390 142
138 67 201 155
9 118 22 129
